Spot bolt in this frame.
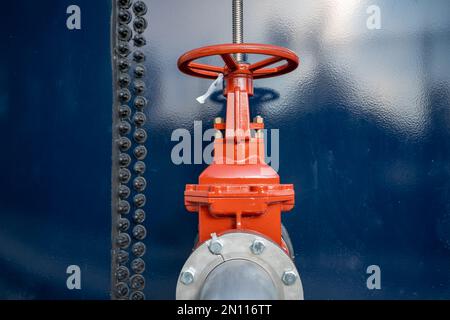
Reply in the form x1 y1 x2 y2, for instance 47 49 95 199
130 274 145 290
133 112 147 127
118 88 131 102
250 239 266 255
131 258 145 274
256 129 264 139
118 153 131 167
118 121 131 135
132 242 146 257
214 117 223 124
133 128 147 144
118 0 132 9
209 233 223 255
118 9 132 24
133 1 148 16
117 218 130 232
118 168 131 183
115 266 130 282
118 185 130 199
254 115 264 124
282 270 297 286
133 161 146 175
118 105 131 118
134 80 146 94
133 17 148 33
130 291 145 300
117 200 130 214
133 146 148 160
133 50 145 63
116 233 131 249
118 25 132 41
118 137 131 152
116 250 129 264
117 42 130 57
132 225 147 240
134 65 146 78
118 73 131 87
133 193 146 208
134 96 147 109
133 176 147 192
118 59 130 72
115 282 130 298
180 268 195 285
133 35 147 48
133 209 146 224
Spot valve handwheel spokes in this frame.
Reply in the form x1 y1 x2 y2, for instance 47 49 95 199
178 43 299 79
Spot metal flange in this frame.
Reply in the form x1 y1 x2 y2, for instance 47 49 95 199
176 232 304 300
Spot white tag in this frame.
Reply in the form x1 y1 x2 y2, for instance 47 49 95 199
196 73 224 104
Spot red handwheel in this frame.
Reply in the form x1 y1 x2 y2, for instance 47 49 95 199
177 43 299 80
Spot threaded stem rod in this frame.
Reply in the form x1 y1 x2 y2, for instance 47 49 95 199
232 0 246 62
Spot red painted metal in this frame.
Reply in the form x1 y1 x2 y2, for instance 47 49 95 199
178 43 299 251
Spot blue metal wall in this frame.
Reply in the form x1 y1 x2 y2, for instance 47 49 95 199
1 0 450 299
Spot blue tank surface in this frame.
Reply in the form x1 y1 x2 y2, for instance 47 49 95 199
0 0 450 299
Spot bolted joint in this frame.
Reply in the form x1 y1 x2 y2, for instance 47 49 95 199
282 270 297 286
250 239 266 255
180 268 196 285
208 233 223 255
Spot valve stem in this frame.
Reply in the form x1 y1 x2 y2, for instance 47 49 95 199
232 0 246 62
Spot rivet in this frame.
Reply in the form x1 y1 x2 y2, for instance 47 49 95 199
133 146 148 160
133 194 146 208
133 1 148 16
115 282 130 298
133 225 147 240
131 258 145 274
133 17 147 33
133 209 146 224
130 274 145 290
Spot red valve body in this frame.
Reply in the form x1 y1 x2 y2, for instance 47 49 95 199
179 44 299 252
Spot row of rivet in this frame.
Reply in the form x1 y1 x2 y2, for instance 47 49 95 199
114 0 148 301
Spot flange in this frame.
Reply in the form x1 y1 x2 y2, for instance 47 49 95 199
176 232 304 300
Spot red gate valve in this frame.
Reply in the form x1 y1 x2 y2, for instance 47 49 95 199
178 43 299 252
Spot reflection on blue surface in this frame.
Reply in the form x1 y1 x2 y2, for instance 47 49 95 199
0 0 450 299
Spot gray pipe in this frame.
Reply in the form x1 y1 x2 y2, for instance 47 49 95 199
200 259 278 300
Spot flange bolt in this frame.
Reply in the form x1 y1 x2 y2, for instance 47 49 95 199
250 239 266 255
282 270 297 286
208 233 223 255
180 268 195 285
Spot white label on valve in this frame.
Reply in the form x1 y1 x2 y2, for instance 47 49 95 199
196 73 224 104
